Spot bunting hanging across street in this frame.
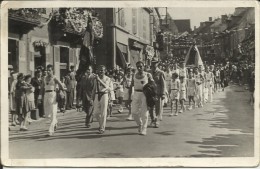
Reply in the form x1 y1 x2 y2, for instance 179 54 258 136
184 44 204 68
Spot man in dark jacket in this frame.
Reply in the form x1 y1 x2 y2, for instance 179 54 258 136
149 58 166 128
79 65 95 127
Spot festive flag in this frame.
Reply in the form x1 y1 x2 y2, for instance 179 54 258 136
184 45 204 68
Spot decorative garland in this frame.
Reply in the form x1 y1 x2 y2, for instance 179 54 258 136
52 8 103 39
33 40 49 48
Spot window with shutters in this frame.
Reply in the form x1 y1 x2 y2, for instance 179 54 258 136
118 8 125 27
132 8 137 34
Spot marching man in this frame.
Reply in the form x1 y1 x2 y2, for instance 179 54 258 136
194 66 204 108
92 65 113 134
204 66 214 103
129 61 154 135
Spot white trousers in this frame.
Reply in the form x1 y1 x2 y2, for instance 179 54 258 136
196 85 203 106
204 84 213 102
93 93 108 131
131 92 148 132
44 92 58 134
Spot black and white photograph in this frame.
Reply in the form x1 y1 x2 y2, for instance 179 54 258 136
1 1 259 167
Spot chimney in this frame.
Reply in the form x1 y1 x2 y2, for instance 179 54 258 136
194 26 196 30
221 15 228 23
209 17 212 21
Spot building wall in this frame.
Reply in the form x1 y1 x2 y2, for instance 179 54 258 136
8 12 81 79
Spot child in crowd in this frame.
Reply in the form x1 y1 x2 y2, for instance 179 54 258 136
116 71 124 114
179 76 187 113
169 73 180 116
187 70 196 110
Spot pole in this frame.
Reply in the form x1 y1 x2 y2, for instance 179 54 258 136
112 8 117 68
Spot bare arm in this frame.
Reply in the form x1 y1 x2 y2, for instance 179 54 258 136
54 77 65 91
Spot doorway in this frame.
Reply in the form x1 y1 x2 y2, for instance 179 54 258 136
8 39 18 72
60 46 69 79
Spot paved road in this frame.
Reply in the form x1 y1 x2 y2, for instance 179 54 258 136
9 85 254 158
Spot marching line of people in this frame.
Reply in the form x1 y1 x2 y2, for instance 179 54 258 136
8 58 255 137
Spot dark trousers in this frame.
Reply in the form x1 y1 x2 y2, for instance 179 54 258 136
149 97 162 124
83 101 93 125
66 89 75 109
35 95 44 117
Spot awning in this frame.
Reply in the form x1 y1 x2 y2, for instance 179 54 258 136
116 43 127 68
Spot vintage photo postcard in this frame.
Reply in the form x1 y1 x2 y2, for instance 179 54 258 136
1 0 259 167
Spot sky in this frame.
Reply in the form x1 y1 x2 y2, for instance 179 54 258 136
159 7 236 30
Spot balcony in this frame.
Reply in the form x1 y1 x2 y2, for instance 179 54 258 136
8 8 43 25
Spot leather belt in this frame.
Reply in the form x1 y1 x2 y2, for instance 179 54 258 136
135 89 143 92
95 92 108 94
45 90 55 93
171 89 178 90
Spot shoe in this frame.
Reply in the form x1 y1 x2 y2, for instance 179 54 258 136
138 125 142 133
54 124 58 131
174 113 178 116
11 122 16 126
150 121 155 126
86 124 91 128
159 115 163 121
48 132 54 136
98 130 105 134
140 130 147 136
126 116 133 121
187 106 192 110
118 110 122 114
179 109 183 113
169 113 174 116
20 127 28 131
107 116 111 120
154 123 159 128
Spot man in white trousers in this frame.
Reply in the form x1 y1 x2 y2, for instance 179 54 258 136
129 61 154 135
204 66 214 103
92 65 113 134
39 64 65 136
194 67 203 107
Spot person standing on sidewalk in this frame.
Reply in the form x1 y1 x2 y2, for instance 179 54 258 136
129 61 154 135
92 65 113 134
79 65 95 128
38 64 65 136
149 58 166 127
10 72 18 126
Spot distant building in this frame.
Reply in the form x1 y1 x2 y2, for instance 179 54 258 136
174 19 192 33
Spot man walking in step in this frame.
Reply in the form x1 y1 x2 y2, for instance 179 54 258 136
92 65 113 134
79 65 95 128
129 61 154 135
69 65 76 109
149 58 166 127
